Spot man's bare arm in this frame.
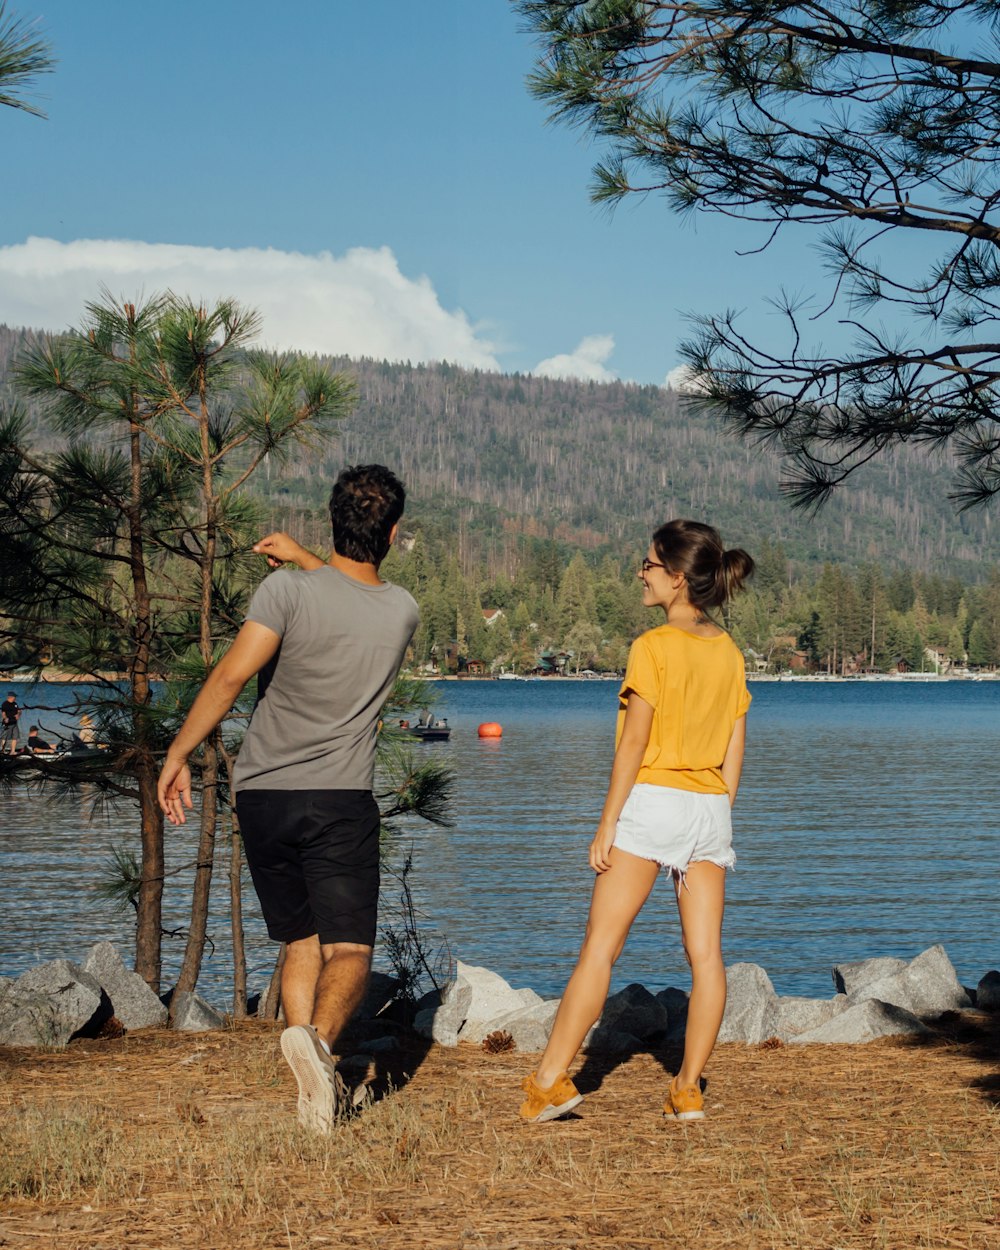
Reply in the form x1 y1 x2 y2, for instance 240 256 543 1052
157 621 281 824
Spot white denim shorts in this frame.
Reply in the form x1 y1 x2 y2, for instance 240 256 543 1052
613 782 735 883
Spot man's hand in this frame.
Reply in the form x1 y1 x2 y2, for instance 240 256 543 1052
589 821 617 874
158 754 193 826
253 532 324 571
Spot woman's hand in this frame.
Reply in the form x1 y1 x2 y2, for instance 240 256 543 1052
589 821 617 874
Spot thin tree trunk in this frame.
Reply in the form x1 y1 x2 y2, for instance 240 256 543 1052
171 365 220 1006
258 944 286 1020
223 749 247 1018
124 351 162 992
135 766 164 992
172 735 219 1001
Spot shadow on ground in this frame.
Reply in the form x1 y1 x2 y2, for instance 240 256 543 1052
900 1008 1000 1106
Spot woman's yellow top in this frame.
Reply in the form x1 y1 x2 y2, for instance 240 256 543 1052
616 623 751 795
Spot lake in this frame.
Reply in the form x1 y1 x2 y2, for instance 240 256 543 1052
0 678 997 1002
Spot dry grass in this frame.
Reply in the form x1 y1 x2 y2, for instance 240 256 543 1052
0 1015 997 1249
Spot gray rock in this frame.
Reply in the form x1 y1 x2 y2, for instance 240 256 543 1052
170 991 225 1032
717 963 780 1044
583 1026 641 1053
82 942 167 1031
853 945 970 1017
413 976 473 1047
599 983 670 1041
0 960 104 1047
655 987 689 1042
976 971 1000 1012
832 956 907 997
774 995 849 1041
456 962 539 1043
485 1000 560 1052
414 1003 462 1046
790 998 929 1044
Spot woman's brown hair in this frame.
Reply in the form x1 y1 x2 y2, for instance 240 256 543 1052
651 519 754 611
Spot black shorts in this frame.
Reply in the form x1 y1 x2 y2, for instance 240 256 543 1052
235 789 380 947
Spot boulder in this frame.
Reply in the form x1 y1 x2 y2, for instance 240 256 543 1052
0 960 104 1047
583 1026 641 1053
850 946 970 1017
717 963 780 1044
455 962 541 1043
82 942 167 1031
655 987 689 1043
790 998 928 1044
484 999 560 1052
976 971 1000 1012
413 980 472 1047
774 995 848 1041
414 1005 460 1046
832 956 907 997
170 991 225 1032
599 983 670 1041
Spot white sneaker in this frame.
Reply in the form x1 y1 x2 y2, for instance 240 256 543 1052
280 1025 343 1133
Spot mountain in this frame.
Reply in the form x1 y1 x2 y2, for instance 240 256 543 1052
1 325 995 577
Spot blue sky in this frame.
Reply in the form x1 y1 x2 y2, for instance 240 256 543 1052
1 0 851 384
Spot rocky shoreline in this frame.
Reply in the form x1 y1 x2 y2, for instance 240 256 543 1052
1 941 997 1052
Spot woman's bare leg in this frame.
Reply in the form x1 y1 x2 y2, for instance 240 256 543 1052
675 861 727 1089
534 848 660 1088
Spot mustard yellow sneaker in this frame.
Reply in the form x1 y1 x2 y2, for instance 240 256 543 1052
664 1076 705 1121
519 1071 583 1123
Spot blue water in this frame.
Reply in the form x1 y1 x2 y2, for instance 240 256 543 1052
0 677 997 1001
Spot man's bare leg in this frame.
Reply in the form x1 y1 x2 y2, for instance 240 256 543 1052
279 938 371 1131
281 935 371 1050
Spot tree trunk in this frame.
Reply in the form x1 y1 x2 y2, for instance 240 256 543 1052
170 367 220 1008
125 376 162 991
135 765 164 992
228 800 247 1018
171 734 219 1000
258 944 286 1020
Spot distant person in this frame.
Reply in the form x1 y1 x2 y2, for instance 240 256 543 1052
26 726 56 754
1 693 20 755
519 520 754 1124
77 714 95 746
157 465 418 1134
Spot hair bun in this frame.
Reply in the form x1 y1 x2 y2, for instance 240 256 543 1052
719 547 755 600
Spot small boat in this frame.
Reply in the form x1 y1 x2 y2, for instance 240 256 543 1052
408 721 451 741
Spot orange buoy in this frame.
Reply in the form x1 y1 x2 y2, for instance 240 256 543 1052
478 722 503 738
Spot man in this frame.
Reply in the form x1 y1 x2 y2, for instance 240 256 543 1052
1 693 20 755
26 726 56 754
157 464 418 1133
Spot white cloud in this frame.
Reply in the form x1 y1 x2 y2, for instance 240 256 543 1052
533 334 616 383
0 236 501 370
663 364 710 394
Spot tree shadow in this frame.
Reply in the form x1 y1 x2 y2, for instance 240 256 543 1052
896 1009 1000 1107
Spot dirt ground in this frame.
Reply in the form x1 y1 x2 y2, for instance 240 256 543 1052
1 1012 997 1250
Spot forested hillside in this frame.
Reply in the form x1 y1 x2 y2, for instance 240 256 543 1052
265 355 995 578
3 325 995 578
2 324 999 673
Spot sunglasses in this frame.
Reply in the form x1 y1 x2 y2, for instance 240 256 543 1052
641 557 668 573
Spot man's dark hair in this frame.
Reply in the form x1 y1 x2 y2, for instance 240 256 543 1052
328 464 405 564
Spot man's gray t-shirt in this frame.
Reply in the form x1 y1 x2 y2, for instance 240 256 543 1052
233 566 419 793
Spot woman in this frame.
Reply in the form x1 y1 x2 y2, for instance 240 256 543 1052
520 519 754 1123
